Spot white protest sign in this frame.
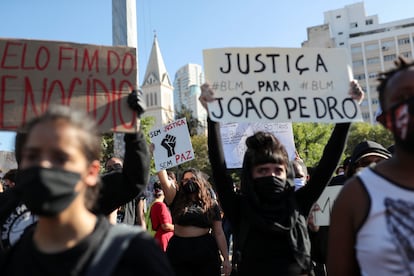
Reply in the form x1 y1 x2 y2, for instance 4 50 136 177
220 122 296 168
150 118 195 171
203 47 362 123
312 186 342 226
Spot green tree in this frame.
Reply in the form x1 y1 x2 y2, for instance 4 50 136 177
175 104 202 136
175 134 211 178
293 122 334 167
100 116 156 172
292 122 394 169
345 122 394 157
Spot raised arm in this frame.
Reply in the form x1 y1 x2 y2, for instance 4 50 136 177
157 170 177 206
94 89 150 215
201 84 238 222
295 80 364 213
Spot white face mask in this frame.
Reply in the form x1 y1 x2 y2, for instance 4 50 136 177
294 178 306 191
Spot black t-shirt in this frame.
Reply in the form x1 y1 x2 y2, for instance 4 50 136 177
170 190 221 228
0 189 37 252
1 216 174 276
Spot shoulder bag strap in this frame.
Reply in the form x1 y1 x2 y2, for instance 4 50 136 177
85 224 143 276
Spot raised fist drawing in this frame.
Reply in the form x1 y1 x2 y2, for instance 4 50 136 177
161 134 176 157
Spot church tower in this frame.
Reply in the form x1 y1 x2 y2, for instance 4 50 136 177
141 35 174 128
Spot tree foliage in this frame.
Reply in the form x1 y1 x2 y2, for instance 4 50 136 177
173 134 211 179
292 122 395 169
175 104 202 136
345 122 394 157
100 116 155 171
293 123 334 167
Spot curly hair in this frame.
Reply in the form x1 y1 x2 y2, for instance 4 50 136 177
377 56 414 109
171 168 216 223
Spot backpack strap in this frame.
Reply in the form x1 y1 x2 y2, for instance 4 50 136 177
85 224 144 276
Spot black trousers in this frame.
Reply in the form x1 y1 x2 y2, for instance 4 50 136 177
166 233 221 276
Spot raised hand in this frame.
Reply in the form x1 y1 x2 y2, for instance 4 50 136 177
348 79 364 104
199 83 216 110
127 89 146 118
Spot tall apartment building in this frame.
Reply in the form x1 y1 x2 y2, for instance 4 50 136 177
173 64 207 134
303 2 414 124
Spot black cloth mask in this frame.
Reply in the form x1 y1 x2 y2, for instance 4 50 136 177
253 175 287 203
182 180 199 194
16 166 81 216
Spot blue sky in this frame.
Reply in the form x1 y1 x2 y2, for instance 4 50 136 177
0 0 413 150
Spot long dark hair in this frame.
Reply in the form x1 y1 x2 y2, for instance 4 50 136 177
171 168 216 223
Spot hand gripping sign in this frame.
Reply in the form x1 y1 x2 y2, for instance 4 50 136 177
150 118 195 171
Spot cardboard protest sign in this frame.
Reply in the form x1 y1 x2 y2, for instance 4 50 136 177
0 38 137 132
150 118 195 171
312 186 342 226
220 122 296 168
203 47 362 123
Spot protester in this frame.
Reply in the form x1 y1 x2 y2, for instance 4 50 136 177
292 156 308 191
158 168 232 276
199 80 364 275
0 90 154 265
328 56 414 275
2 169 17 190
345 140 391 178
101 156 148 226
0 105 173 275
310 142 390 276
150 181 174 251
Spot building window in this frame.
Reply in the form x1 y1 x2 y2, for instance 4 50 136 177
353 60 364 67
368 72 378 79
336 15 341 19
339 42 345 46
365 44 379 51
402 51 412 58
350 22 358 28
338 32 343 35
384 54 397 62
355 74 366 80
381 40 394 50
367 57 380 64
365 19 374 25
154 93 158 106
351 46 362 53
398 37 410 45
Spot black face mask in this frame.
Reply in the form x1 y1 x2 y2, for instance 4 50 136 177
378 96 414 153
16 167 81 216
182 180 199 194
253 176 287 203
106 163 122 173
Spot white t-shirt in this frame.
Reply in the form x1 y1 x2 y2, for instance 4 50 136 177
356 168 414 276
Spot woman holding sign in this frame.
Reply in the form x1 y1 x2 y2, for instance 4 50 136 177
157 168 232 276
200 81 363 275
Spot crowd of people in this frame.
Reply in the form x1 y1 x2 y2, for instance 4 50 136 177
0 56 413 275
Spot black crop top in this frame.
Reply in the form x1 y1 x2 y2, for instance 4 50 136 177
170 194 221 228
